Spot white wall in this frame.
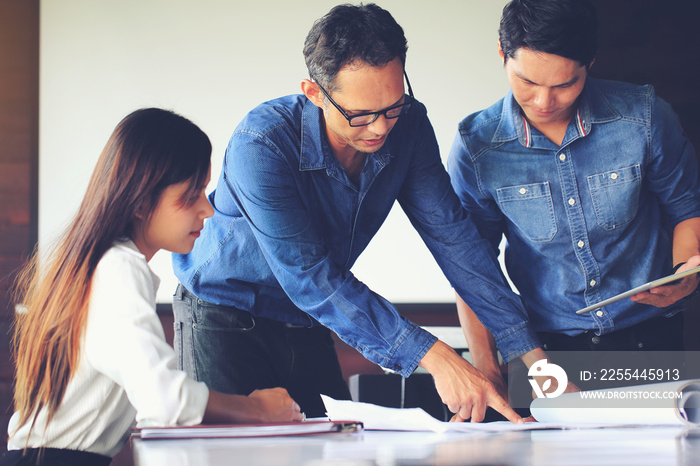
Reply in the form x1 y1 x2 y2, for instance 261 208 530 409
40 0 510 303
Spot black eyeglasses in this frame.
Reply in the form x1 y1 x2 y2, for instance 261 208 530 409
314 71 414 127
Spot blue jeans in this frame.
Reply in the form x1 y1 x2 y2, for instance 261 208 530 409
173 284 351 418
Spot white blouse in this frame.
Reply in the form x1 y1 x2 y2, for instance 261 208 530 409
7 240 209 457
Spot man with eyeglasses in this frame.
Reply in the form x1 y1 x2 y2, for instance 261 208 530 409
173 3 524 423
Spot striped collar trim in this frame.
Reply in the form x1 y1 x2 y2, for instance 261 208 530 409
575 107 588 137
519 107 588 148
520 114 532 148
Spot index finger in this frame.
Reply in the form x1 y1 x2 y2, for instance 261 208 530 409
488 391 523 424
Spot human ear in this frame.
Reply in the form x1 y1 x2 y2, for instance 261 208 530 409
497 40 506 65
301 79 324 109
587 58 596 71
133 202 149 220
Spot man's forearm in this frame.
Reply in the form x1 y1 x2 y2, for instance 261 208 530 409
519 347 549 369
672 217 700 265
455 293 501 373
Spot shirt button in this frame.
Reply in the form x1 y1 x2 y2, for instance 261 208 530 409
610 173 618 180
577 240 584 248
559 154 566 161
519 188 527 194
590 279 597 287
568 198 576 206
591 336 601 344
596 310 604 317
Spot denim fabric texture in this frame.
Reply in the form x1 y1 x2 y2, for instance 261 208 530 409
448 78 700 359
173 285 351 417
173 94 530 372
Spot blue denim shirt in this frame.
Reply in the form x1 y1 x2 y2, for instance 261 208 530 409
448 78 700 358
173 94 530 374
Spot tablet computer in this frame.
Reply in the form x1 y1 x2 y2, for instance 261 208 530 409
576 265 700 315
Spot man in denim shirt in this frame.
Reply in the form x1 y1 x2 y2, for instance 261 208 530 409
448 0 700 398
173 4 523 422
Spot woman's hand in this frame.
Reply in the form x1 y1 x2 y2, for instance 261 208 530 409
248 387 304 422
203 387 303 424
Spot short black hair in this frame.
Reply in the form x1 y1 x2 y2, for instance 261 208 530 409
303 3 407 91
499 0 598 67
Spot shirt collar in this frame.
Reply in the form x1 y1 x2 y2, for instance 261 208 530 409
495 78 621 148
299 98 331 171
117 238 161 287
298 96 394 172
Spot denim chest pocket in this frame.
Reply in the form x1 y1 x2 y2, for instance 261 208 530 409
496 182 557 242
587 164 641 231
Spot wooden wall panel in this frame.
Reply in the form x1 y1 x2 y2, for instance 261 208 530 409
0 0 39 454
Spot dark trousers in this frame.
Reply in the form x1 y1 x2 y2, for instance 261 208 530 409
537 312 685 352
0 448 111 466
173 284 351 418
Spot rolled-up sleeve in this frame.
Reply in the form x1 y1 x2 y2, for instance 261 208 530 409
646 94 700 226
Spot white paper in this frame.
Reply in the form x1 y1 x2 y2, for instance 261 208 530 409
321 395 619 432
323 380 700 432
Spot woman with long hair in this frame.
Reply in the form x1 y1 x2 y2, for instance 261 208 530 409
2 108 302 466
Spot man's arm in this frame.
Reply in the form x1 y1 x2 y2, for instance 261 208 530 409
672 217 700 263
633 93 700 306
389 109 531 422
399 115 538 364
454 293 508 400
632 217 700 306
